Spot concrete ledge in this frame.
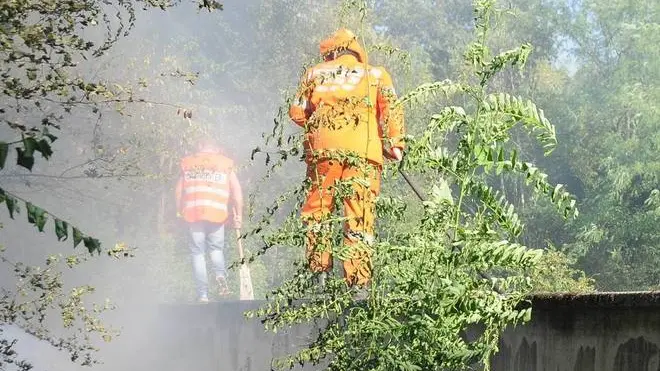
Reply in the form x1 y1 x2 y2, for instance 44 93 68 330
158 291 660 309
114 292 660 371
494 291 660 371
530 291 660 309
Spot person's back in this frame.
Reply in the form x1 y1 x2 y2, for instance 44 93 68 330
287 29 406 294
289 29 404 165
175 138 243 302
179 151 234 224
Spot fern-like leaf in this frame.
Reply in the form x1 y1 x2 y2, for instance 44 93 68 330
478 44 532 85
468 181 524 237
466 239 542 270
473 146 577 218
396 80 469 108
483 93 557 154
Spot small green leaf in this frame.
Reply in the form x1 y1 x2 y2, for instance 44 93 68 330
83 237 102 255
5 194 18 219
36 214 47 231
0 142 8 169
22 137 37 156
55 219 69 241
44 133 58 142
26 202 37 223
73 228 83 248
251 147 261 160
16 148 34 170
25 202 47 231
36 139 53 159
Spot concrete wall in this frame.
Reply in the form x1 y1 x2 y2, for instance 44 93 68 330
491 292 660 371
122 292 660 371
125 301 318 371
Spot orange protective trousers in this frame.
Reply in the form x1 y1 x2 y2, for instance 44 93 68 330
301 159 381 287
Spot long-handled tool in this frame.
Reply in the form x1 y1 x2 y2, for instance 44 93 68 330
235 228 255 300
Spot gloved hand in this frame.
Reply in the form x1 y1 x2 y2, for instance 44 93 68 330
384 146 403 161
391 147 403 161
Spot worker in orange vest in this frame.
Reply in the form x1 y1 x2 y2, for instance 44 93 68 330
175 138 243 303
288 28 405 296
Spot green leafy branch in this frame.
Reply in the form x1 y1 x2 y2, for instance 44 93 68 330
244 1 580 370
0 130 58 172
481 93 557 154
395 80 470 108
473 146 577 218
476 44 532 86
1 252 118 368
0 188 101 255
468 181 524 237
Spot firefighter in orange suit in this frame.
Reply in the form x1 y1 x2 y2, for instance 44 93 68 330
175 138 243 303
288 28 405 291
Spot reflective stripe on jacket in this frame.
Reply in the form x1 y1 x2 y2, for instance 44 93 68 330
180 152 233 224
288 54 405 165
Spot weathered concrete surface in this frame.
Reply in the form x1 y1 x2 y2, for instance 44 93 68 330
491 292 660 371
126 292 660 371
123 301 319 371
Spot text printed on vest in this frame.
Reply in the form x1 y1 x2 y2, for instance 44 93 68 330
183 169 228 184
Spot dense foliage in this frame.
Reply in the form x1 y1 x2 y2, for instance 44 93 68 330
0 0 657 369
246 1 578 370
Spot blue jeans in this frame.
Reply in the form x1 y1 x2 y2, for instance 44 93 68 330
188 221 226 299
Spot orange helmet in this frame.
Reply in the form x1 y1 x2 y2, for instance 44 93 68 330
319 28 367 63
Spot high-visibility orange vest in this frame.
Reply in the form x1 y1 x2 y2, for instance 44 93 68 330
289 54 405 165
179 152 233 224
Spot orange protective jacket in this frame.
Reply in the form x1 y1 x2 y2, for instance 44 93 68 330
289 30 405 165
179 152 234 224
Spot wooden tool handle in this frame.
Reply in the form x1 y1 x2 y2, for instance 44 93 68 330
235 228 245 259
